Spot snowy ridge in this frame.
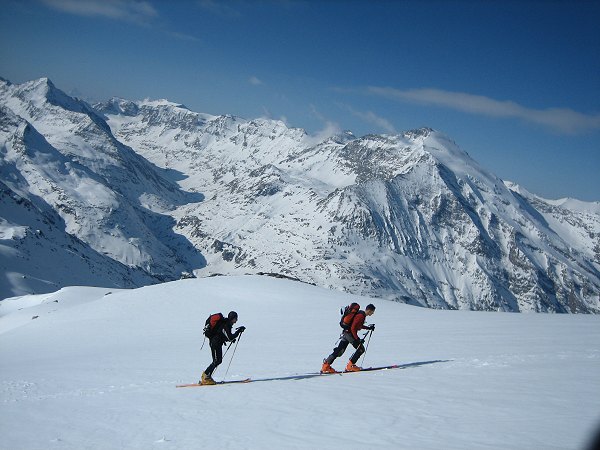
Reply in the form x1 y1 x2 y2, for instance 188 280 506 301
1 77 599 313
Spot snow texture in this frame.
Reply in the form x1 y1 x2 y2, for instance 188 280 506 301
1 276 599 449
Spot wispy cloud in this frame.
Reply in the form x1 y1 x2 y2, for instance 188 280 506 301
305 104 341 144
342 104 397 134
367 86 600 135
196 0 241 19
260 107 290 127
249 76 263 86
41 0 158 24
167 31 201 42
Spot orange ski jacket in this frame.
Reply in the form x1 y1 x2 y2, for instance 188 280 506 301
349 311 369 340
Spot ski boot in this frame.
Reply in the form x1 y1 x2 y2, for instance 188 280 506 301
321 360 338 374
200 372 216 385
345 360 361 372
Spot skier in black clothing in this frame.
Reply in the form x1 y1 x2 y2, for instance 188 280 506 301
201 311 245 385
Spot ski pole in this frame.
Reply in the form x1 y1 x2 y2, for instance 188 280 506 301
334 333 343 346
200 335 207 350
360 329 374 366
223 332 242 381
221 339 234 358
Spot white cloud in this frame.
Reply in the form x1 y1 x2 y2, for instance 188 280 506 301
196 0 241 19
305 104 342 145
167 31 201 42
259 108 290 129
249 76 263 86
367 86 600 135
41 0 158 23
343 105 397 134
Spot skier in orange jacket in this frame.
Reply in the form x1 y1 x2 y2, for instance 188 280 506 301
321 303 375 373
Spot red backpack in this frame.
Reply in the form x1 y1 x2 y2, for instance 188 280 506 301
203 313 224 337
340 303 360 330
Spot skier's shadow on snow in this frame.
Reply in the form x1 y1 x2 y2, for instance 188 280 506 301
249 360 451 383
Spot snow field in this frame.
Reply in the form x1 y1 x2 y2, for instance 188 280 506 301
1 276 599 449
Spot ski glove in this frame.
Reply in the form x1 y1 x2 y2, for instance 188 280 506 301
367 324 375 331
237 326 246 333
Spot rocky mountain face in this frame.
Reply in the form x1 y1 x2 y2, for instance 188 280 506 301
0 78 205 298
2 78 599 312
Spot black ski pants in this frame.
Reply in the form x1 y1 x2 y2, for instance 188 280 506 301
325 331 365 365
205 338 224 377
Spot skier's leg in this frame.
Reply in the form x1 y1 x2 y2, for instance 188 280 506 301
205 342 223 377
325 338 349 364
349 342 365 364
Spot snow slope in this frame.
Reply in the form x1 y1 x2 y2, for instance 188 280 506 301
1 276 599 449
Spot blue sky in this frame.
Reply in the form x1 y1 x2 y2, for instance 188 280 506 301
1 0 599 201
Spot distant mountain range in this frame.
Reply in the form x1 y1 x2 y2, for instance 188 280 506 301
1 77 599 312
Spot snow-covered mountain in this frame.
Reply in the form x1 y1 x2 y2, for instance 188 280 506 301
2 78 599 312
95 96 600 313
0 78 205 298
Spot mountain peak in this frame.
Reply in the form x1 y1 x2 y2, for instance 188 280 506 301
95 97 140 116
140 98 190 110
20 77 58 96
9 77 90 116
403 127 435 140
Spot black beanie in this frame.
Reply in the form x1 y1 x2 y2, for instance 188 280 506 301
228 311 238 321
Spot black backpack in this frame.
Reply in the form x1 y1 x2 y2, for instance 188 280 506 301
203 313 224 337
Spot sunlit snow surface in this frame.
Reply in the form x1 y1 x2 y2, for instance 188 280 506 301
1 276 599 449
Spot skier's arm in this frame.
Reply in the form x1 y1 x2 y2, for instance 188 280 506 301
350 314 366 340
223 323 236 341
225 324 245 341
232 326 245 339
